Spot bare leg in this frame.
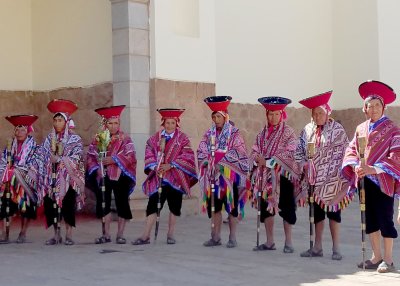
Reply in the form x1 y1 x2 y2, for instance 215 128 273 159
167 212 177 239
368 231 382 263
329 219 340 252
283 220 293 247
20 218 30 236
103 213 111 238
265 216 274 247
314 220 324 251
65 223 72 239
382 237 394 264
212 211 222 241
228 214 237 241
117 217 127 238
139 213 157 240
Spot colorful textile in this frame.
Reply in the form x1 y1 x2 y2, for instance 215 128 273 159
0 136 39 212
35 130 85 210
249 122 302 213
198 121 250 216
142 129 197 196
87 130 137 194
295 119 351 211
342 117 400 199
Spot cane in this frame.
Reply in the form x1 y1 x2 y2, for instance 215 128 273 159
307 142 316 254
255 165 264 249
154 137 166 241
99 151 107 238
210 133 216 236
4 139 12 241
357 136 367 270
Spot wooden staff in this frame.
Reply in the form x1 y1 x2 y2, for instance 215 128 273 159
357 136 367 270
307 142 316 254
255 165 264 249
51 137 61 244
154 137 166 241
210 133 216 235
4 139 12 241
99 151 107 238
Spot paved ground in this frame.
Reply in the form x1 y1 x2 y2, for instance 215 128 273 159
1 202 399 286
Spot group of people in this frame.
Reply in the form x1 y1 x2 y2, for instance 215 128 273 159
0 80 399 274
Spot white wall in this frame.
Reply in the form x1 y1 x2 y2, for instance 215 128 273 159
331 0 379 109
150 0 216 83
31 0 112 90
0 0 32 90
377 0 400 99
215 0 333 107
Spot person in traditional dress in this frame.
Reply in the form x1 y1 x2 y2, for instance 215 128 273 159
0 115 40 244
342 80 400 273
295 91 350 260
87 105 136 245
198 96 250 248
250 97 301 252
132 108 197 245
36 99 85 246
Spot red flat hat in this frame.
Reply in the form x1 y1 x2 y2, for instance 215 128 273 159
157 108 185 118
5 115 38 127
359 80 396 105
258 96 291 111
95 105 125 119
47 99 78 115
299 91 332 109
204 96 232 112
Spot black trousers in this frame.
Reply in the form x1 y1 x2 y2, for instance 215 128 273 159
44 187 76 228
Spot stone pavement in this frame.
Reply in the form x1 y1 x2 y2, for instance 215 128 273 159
0 202 399 286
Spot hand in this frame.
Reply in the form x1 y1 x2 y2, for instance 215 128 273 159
157 163 172 176
256 155 266 167
50 153 60 164
97 168 104 178
397 209 400 225
102 156 115 166
355 164 376 178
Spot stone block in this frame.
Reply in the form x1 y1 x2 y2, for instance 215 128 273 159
112 28 130 56
128 1 149 30
130 28 149 56
129 55 150 82
113 54 130 82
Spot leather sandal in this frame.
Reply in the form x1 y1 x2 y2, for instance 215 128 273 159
131 237 150 245
45 237 62 245
64 238 75 246
116 237 126 244
167 237 176 245
300 248 323 257
357 259 383 269
95 236 111 244
253 243 276 251
283 245 294 253
203 238 222 247
16 233 27 244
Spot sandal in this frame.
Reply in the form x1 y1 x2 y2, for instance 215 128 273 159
253 243 276 251
116 237 126 244
357 259 383 269
45 237 62 245
332 251 342 261
16 233 27 244
283 245 294 253
203 238 222 247
167 237 176 245
64 238 75 246
226 239 237 248
0 238 10 244
95 236 111 244
131 237 150 245
300 248 323 257
377 261 395 273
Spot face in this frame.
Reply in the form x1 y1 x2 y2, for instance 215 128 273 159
267 110 281 126
212 112 225 129
312 107 328 126
106 117 120 135
164 118 177 134
53 115 67 133
365 98 384 122
14 126 28 142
